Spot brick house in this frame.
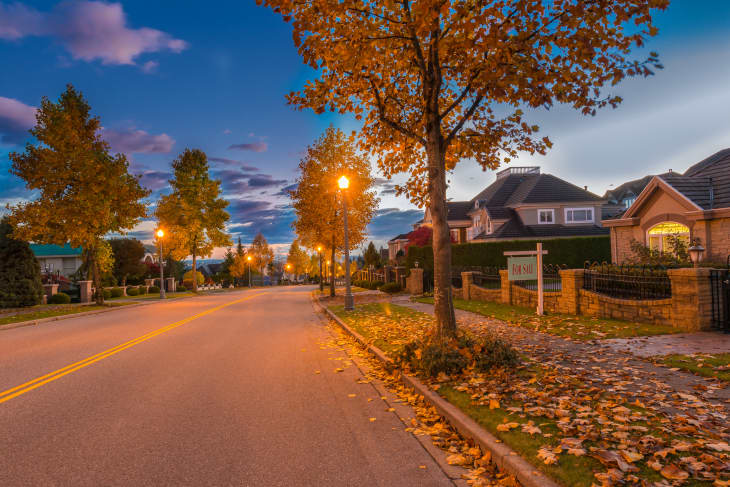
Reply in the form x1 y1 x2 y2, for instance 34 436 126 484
603 148 730 264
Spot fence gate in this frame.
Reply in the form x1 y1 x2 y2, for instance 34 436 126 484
709 269 730 333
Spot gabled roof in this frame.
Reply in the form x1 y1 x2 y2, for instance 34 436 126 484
30 243 83 257
471 172 602 209
445 201 472 221
389 233 410 242
682 148 730 209
473 222 608 240
659 173 713 209
603 173 671 204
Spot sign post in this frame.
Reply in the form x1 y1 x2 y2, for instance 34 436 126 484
504 243 548 316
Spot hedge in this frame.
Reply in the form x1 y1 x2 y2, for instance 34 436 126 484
148 285 160 294
49 292 71 304
126 287 139 296
406 236 611 270
110 287 123 298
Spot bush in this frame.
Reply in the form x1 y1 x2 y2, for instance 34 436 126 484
148 285 160 294
397 333 519 378
138 286 147 294
182 279 194 289
48 292 71 304
183 270 204 286
177 284 186 292
126 287 139 296
379 282 402 294
353 280 384 290
0 218 43 308
110 287 123 298
406 236 611 270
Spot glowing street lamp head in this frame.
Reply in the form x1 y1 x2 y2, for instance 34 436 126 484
338 175 349 189
286 264 291 270
247 255 252 262
156 229 164 238
317 245 322 252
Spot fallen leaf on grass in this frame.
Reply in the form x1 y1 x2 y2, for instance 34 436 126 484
660 463 689 480
537 448 558 465
496 422 519 432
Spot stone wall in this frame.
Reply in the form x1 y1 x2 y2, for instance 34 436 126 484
469 283 501 302
578 289 672 325
510 285 561 312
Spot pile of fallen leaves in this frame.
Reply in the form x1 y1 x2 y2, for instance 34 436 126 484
337 302 730 486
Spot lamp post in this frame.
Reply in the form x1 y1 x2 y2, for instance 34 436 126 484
688 243 705 268
317 245 323 292
247 255 252 287
286 263 292 283
156 229 165 299
338 175 354 310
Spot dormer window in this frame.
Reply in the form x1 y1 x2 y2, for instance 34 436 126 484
565 207 594 224
538 209 554 224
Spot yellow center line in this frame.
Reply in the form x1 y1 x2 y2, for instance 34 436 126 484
0 292 266 404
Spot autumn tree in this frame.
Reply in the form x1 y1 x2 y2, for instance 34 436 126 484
156 149 232 292
229 254 249 286
286 240 309 276
290 126 378 296
8 85 148 304
249 232 274 279
109 238 147 286
261 0 667 337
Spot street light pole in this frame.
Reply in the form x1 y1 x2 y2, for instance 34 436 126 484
338 176 354 311
317 245 323 292
247 255 252 288
156 229 165 299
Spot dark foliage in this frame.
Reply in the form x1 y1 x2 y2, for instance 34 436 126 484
48 292 71 304
0 218 43 308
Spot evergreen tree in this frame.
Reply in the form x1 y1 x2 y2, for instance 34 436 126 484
0 218 43 308
363 242 381 268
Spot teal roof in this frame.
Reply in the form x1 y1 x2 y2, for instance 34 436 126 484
30 243 83 257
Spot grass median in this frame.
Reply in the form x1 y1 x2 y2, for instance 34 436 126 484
0 302 132 327
658 353 730 382
415 297 679 340
329 302 727 487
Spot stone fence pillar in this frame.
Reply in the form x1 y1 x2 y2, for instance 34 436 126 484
461 272 474 300
558 269 585 315
667 267 714 331
407 268 424 295
395 266 406 288
78 280 93 303
43 283 58 300
145 278 155 288
166 277 176 293
499 270 511 305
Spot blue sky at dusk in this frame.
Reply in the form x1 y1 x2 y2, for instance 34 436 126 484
1 1 729 257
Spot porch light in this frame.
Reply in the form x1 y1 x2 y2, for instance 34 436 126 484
688 244 705 267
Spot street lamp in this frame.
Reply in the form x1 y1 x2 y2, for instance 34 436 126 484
156 229 165 299
286 263 292 283
317 245 323 292
338 175 354 310
688 243 705 268
247 255 252 287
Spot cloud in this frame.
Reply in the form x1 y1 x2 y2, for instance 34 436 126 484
137 170 171 191
0 96 36 144
103 127 174 154
225 198 296 244
374 177 398 195
277 183 297 196
228 141 268 152
366 208 422 240
140 60 158 73
208 157 258 172
223 129 231 135
247 174 287 188
0 1 188 65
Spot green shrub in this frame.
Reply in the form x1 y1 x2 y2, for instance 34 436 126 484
406 236 611 270
354 280 383 290
126 287 139 296
183 270 204 286
0 218 43 308
110 287 123 298
177 284 186 292
379 282 402 294
138 286 147 295
397 333 519 378
48 292 71 304
148 285 160 294
103 289 112 299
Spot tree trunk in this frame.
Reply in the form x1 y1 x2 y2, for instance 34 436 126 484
329 245 335 297
91 248 104 305
192 252 197 293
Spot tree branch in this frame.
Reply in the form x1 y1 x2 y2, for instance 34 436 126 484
369 78 426 146
444 94 483 147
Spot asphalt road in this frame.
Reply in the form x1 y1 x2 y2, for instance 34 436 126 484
0 287 455 486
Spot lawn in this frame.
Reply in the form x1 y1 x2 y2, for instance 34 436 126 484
328 302 727 487
658 353 730 382
122 291 196 300
415 297 680 340
0 302 131 327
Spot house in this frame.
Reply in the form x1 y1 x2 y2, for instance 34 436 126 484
30 243 84 277
387 233 410 261
419 201 473 243
198 262 223 279
603 148 730 264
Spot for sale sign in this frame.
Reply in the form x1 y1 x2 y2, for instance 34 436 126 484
507 256 538 281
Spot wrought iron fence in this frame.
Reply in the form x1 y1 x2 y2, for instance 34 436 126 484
582 263 671 300
450 266 502 290
513 264 564 292
709 266 730 333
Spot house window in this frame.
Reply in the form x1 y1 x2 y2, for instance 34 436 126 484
624 196 636 208
450 229 459 242
647 222 690 253
538 209 554 224
565 207 594 224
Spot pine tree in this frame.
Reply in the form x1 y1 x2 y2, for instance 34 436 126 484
0 218 43 308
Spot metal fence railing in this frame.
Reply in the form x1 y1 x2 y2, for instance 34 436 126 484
513 264 564 292
582 263 672 300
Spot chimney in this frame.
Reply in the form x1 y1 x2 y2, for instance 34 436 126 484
584 185 588 191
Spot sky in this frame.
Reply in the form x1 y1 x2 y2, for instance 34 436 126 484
1 1 729 258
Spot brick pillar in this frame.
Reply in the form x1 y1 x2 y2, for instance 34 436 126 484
43 283 58 300
407 268 424 295
78 280 93 303
166 277 176 293
667 268 714 331
499 270 511 305
461 272 474 300
558 269 584 315
145 278 155 288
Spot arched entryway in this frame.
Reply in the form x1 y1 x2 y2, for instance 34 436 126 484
647 222 690 253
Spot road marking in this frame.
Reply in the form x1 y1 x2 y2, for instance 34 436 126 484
0 292 266 404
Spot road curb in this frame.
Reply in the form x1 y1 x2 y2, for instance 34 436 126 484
317 301 560 487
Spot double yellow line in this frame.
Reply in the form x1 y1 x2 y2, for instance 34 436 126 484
0 292 265 405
